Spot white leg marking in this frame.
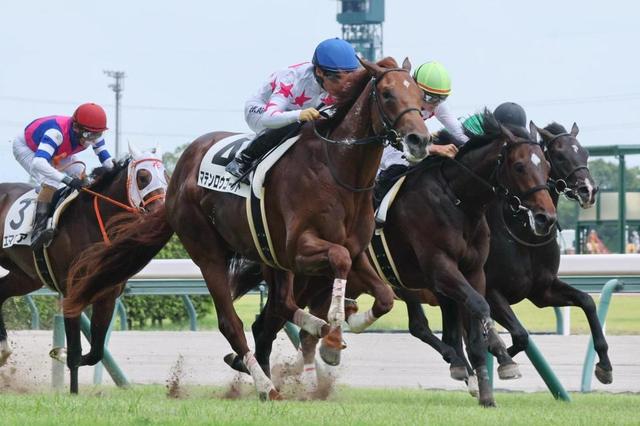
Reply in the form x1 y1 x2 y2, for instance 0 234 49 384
346 308 378 333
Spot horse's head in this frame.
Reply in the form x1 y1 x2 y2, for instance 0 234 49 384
533 122 597 208
126 142 169 212
498 124 557 236
360 57 431 162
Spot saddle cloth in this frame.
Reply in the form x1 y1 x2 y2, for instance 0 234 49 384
2 187 78 249
197 133 300 199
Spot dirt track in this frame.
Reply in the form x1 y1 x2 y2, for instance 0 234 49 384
2 330 639 393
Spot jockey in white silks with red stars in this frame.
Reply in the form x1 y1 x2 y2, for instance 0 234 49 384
11 103 114 248
225 38 360 182
374 61 467 204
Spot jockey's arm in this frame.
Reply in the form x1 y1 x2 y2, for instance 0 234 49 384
30 128 66 183
434 102 469 145
91 138 115 169
256 69 302 130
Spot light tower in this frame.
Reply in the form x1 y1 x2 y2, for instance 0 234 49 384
336 0 384 61
104 70 125 159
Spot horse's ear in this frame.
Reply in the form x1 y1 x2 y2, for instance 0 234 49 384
536 125 555 141
152 142 163 158
500 124 517 143
402 57 412 72
359 56 383 77
529 121 539 143
571 122 579 136
128 141 143 159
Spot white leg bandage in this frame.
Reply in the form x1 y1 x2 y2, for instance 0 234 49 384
327 278 347 326
243 351 275 396
346 308 378 333
293 309 328 338
300 362 318 394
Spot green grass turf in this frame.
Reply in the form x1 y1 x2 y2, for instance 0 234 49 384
131 293 640 335
0 385 638 425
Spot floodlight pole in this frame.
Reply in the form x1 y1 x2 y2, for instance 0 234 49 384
104 70 125 159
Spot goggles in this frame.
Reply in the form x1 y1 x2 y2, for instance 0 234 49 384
80 130 103 141
423 91 448 105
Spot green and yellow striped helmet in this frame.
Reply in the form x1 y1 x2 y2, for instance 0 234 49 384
413 61 452 96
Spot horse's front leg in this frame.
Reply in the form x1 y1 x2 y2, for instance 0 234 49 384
294 233 352 330
81 287 121 367
530 278 613 385
345 253 394 333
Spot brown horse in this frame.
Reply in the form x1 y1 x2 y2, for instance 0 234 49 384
65 57 430 400
0 146 168 394
230 113 557 406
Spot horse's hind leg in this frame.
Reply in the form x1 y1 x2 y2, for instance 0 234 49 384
174 209 280 400
0 270 43 366
402 297 468 380
64 315 82 394
530 278 612 384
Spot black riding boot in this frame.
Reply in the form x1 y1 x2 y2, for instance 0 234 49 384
374 165 409 208
225 123 301 183
30 201 54 249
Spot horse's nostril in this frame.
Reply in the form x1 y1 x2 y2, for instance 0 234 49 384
578 186 590 195
534 213 550 228
405 133 421 146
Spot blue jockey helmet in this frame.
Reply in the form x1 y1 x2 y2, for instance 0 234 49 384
312 38 359 72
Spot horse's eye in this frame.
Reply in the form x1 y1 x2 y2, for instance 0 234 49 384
514 162 526 174
137 171 151 188
382 91 393 100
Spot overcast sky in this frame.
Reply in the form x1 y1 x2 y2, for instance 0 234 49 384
1 0 638 182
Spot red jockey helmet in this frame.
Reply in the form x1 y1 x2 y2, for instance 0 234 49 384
73 103 108 132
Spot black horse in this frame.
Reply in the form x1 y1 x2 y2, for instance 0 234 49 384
483 122 612 384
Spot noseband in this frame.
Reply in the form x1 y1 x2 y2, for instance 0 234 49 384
494 140 551 214
371 68 423 148
543 132 589 200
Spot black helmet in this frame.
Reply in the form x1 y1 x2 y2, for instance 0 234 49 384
494 102 527 128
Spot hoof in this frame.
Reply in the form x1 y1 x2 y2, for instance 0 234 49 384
497 362 522 380
450 366 469 381
223 353 250 375
0 350 12 367
319 323 331 338
259 388 282 401
319 343 341 366
479 398 497 408
344 298 359 320
595 363 613 384
49 347 67 364
465 375 479 398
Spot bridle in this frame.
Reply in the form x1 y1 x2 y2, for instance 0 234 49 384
446 139 551 215
542 132 589 202
83 157 168 244
316 67 423 192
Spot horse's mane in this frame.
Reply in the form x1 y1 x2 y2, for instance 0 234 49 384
454 109 534 159
318 57 399 131
544 122 567 135
87 157 131 192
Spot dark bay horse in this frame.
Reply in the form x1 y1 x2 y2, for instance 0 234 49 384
379 121 606 390
484 122 613 384
65 57 430 400
0 146 168 393
231 112 557 406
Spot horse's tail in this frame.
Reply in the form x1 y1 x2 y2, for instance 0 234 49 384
64 205 174 316
228 255 263 301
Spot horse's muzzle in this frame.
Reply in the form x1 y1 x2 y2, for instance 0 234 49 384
403 133 430 162
533 212 557 236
